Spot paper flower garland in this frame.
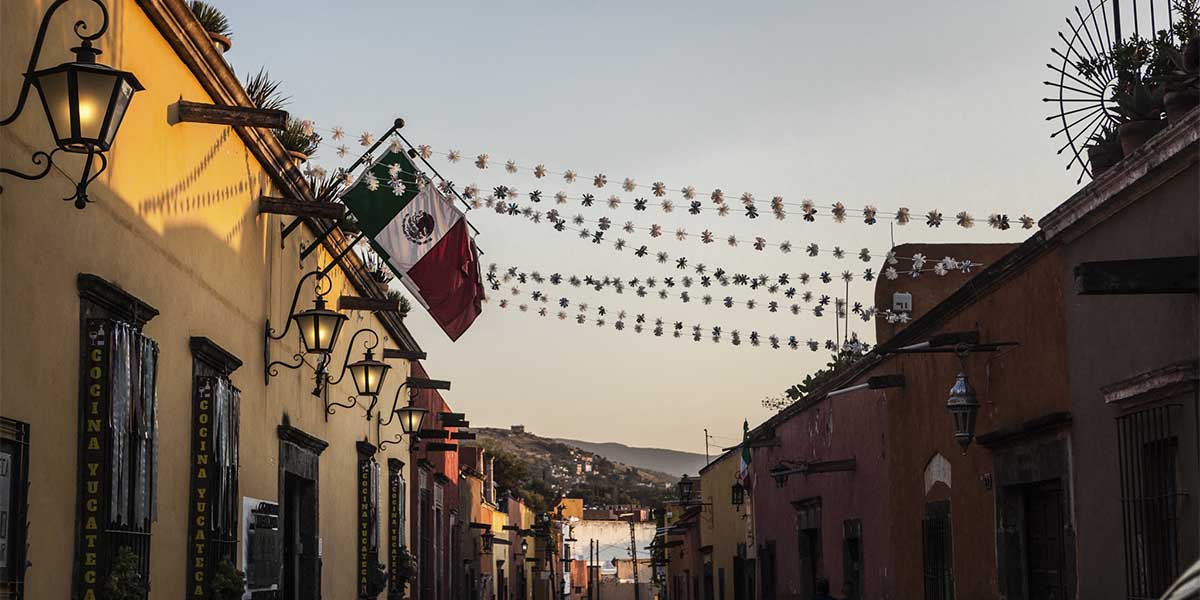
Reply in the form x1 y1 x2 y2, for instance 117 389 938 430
359 132 375 147
593 174 607 188
623 177 637 192
476 154 489 169
448 150 461 163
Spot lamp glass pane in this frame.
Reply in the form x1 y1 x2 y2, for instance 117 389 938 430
349 361 370 395
33 71 72 143
320 313 347 353
74 69 120 143
397 405 427 434
103 78 135 148
294 312 320 353
367 363 389 395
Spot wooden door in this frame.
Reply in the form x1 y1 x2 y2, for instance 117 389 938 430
1024 481 1066 600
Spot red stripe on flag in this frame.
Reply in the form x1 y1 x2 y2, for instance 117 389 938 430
405 220 483 341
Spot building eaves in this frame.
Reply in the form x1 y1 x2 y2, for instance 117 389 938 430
1039 108 1198 242
134 0 423 356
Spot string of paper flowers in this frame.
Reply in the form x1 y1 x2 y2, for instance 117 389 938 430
312 126 1037 230
484 255 979 317
482 287 866 351
472 196 984 279
486 265 868 320
477 193 994 264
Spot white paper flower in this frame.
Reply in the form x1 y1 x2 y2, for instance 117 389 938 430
1020 215 1036 229
711 189 724 204
339 171 353 186
464 184 479 199
555 192 568 204
960 261 974 273
773 207 787 220
621 177 636 192
661 200 674 213
470 199 482 209
682 186 696 200
717 204 730 217
438 180 454 194
507 186 518 198
534 164 546 178
300 120 315 136
564 170 577 183
832 202 847 223
652 182 667 197
956 211 974 228
741 192 755 206
417 145 433 159
886 250 898 265
388 138 404 153
771 196 784 210
885 267 899 280
895 207 910 225
607 196 621 209
330 126 345 141
359 132 375 147
727 235 738 247
366 174 379 191
910 268 922 278
863 205 877 224
940 257 958 271
390 179 407 196
447 150 461 162
593 174 607 188
307 165 326 180
623 221 635 233
676 228 687 241
912 253 927 270
701 230 714 243
898 312 911 323
650 224 662 237
934 263 948 276
476 154 489 169
335 145 349 158
387 163 402 179
501 160 515 174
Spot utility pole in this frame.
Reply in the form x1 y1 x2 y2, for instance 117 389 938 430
629 520 641 600
588 539 594 600
703 428 710 464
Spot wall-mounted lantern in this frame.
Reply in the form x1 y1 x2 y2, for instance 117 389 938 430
481 532 494 554
0 0 144 209
265 270 348 386
770 464 789 488
324 329 391 419
377 377 447 452
731 482 745 508
521 539 529 554
947 349 980 451
677 475 694 505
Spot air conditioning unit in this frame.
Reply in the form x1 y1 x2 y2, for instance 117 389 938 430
892 292 913 314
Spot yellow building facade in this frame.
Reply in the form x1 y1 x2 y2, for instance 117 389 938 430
1 1 422 599
699 451 753 600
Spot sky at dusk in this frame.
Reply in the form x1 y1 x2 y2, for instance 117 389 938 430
221 1 1087 453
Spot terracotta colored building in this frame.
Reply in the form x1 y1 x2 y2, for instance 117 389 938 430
409 361 462 600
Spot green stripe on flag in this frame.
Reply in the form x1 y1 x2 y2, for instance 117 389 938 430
340 150 422 239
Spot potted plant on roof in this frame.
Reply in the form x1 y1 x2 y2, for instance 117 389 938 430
1085 126 1123 176
211 559 246 600
386 290 413 319
188 1 233 53
1156 0 1200 121
1109 36 1166 154
276 116 322 163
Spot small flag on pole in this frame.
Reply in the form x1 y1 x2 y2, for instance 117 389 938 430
341 145 483 341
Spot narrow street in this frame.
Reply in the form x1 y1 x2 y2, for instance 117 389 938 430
1 1 1198 600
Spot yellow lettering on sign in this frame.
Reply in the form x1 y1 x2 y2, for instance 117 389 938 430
197 454 208 465
87 463 99 477
91 349 102 362
87 419 102 432
85 552 96 566
86 499 97 512
85 517 97 530
87 437 99 450
194 584 204 595
83 590 96 600
84 571 96 584
85 534 97 548
197 467 208 478
86 481 99 494
196 515 206 528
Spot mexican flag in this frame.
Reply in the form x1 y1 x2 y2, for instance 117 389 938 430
340 148 483 341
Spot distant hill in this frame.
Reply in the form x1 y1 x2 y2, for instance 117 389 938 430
554 438 708 478
473 427 677 508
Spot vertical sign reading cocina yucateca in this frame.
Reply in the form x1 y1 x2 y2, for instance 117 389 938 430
387 460 401 600
359 453 371 598
186 377 216 598
76 319 110 600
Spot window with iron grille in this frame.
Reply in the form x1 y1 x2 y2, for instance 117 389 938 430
922 500 954 600
0 419 30 600
1117 403 1185 600
75 275 160 599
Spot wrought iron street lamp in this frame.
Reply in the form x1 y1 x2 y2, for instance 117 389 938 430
731 482 745 507
946 348 980 451
377 377 448 451
265 270 348 385
677 475 694 505
0 0 144 209
324 329 391 418
521 539 529 554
